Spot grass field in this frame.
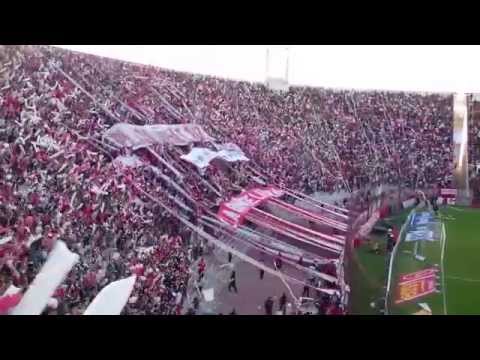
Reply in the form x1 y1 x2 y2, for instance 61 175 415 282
387 207 444 315
350 209 411 315
388 205 480 315
442 206 480 314
351 205 480 315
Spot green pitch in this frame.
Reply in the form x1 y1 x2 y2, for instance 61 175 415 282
350 206 480 314
387 206 480 315
442 206 480 315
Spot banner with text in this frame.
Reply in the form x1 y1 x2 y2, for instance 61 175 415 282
395 268 438 304
217 186 284 227
405 211 440 242
439 188 457 205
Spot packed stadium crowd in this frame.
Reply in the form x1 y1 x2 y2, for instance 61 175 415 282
0 45 455 315
469 98 480 167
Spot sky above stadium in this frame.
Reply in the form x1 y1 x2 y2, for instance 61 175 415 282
56 45 480 93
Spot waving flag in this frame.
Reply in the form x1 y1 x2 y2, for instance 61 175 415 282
11 241 79 315
84 276 137 315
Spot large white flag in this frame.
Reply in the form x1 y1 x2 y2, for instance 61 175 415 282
214 143 249 162
181 145 249 169
11 241 79 315
84 276 137 315
181 148 218 169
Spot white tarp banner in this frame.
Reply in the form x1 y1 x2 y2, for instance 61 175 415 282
113 155 144 169
3 285 21 297
181 146 249 169
202 288 214 302
213 143 249 162
0 235 13 245
402 198 416 209
103 123 214 149
181 148 218 168
84 276 137 315
11 241 79 315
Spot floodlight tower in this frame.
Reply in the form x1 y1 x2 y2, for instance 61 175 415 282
453 93 470 204
265 46 290 92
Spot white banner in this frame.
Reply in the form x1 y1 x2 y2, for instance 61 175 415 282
84 276 136 315
405 229 435 242
103 123 214 149
113 155 144 169
402 197 416 209
3 285 21 297
0 235 13 246
181 146 249 169
11 241 79 315
202 288 214 302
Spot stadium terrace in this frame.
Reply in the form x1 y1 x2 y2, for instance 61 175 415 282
0 45 478 316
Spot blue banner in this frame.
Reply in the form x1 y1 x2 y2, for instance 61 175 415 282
405 211 440 242
410 212 435 227
405 229 435 242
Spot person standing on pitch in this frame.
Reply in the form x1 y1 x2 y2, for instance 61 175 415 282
302 284 310 298
275 252 283 270
228 252 232 263
279 293 287 315
198 257 206 281
264 296 274 315
259 267 265 280
433 199 439 217
259 252 265 280
387 228 394 253
193 297 200 311
228 270 238 293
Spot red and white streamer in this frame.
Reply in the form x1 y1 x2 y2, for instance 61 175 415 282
282 187 349 218
251 208 345 247
246 211 342 255
268 198 348 232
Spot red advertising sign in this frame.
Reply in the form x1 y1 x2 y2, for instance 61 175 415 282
395 269 438 304
398 268 439 283
439 188 457 205
440 188 457 197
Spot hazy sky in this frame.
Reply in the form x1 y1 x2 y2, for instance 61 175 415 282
57 45 480 93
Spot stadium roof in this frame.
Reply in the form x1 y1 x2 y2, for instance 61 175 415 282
56 45 480 94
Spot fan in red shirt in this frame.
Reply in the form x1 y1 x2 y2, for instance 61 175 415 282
15 221 29 243
83 271 97 289
42 231 58 252
198 258 206 277
130 263 145 277
23 215 36 232
0 293 23 315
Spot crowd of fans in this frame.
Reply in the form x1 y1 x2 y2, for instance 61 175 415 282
0 45 455 315
469 97 480 165
468 97 480 202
